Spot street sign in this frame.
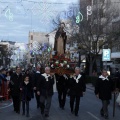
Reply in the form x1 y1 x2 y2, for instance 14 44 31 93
102 49 111 61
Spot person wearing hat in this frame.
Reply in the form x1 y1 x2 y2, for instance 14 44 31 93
0 68 7 81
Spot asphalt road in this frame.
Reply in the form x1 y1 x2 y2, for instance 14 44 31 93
0 89 120 120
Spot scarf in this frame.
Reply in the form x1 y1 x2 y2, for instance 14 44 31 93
36 71 40 74
73 74 82 83
24 81 29 85
42 73 50 81
99 75 109 81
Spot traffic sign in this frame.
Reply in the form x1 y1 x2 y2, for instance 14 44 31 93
102 49 111 61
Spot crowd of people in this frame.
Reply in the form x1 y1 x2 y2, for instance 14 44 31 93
0 66 120 119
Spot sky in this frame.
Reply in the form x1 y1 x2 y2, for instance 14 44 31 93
0 0 79 43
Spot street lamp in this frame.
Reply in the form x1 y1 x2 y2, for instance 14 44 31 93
78 46 81 67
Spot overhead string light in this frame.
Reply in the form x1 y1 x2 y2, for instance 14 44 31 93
0 0 79 5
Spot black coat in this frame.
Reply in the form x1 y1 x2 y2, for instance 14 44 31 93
9 73 23 96
69 75 86 97
33 72 42 88
37 74 54 97
56 74 69 92
95 76 114 100
21 82 32 101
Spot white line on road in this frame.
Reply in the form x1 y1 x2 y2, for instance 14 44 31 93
87 112 100 120
0 102 13 109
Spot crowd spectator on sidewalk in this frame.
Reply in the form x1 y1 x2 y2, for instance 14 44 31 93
0 68 7 98
6 71 11 99
6 71 11 84
9 66 23 114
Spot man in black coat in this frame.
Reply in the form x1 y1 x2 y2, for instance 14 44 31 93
37 67 54 117
56 73 69 109
69 67 86 116
33 66 42 108
9 66 23 114
95 70 114 119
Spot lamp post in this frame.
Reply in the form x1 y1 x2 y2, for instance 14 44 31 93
78 47 81 67
45 34 50 65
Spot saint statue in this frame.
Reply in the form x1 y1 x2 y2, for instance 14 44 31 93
54 23 67 55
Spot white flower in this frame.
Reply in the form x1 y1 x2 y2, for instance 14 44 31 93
51 64 54 68
60 63 64 67
64 61 67 64
67 65 70 68
55 61 59 64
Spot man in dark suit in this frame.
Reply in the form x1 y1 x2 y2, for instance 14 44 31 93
56 73 69 109
33 66 42 108
37 67 54 117
9 66 23 114
69 67 86 116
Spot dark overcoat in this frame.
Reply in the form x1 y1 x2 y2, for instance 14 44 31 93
56 75 69 92
9 73 23 96
69 75 86 97
37 74 54 97
95 76 114 100
21 82 32 101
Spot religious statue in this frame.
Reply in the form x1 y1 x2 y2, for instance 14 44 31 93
54 22 67 55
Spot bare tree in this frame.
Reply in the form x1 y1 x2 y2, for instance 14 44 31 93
74 0 120 75
52 0 120 75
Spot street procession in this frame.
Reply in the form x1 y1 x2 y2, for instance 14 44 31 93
0 0 120 120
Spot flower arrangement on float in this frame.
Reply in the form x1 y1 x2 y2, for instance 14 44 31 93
50 54 71 69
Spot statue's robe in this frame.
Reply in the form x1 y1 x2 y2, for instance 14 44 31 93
54 29 67 55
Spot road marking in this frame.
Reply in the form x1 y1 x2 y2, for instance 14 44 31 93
87 112 100 120
0 102 13 109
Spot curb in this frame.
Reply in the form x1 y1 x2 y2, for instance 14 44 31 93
0 99 13 109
